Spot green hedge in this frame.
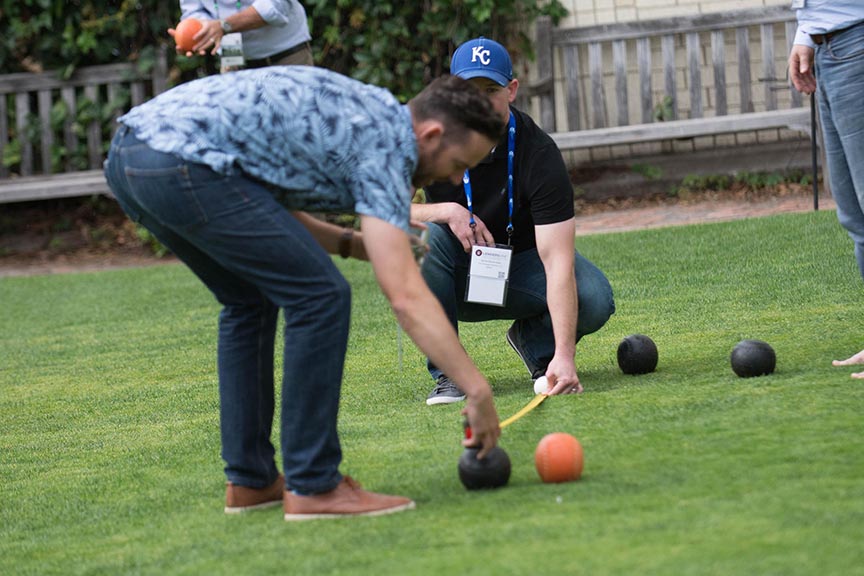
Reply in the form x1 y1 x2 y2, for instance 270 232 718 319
1 0 566 96
0 1 564 176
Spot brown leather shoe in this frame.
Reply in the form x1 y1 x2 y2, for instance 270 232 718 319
225 474 285 514
283 476 415 521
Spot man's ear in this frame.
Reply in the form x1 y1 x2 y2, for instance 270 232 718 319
415 119 445 150
507 79 519 104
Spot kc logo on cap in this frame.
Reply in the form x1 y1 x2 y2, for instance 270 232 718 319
450 37 513 87
471 46 492 66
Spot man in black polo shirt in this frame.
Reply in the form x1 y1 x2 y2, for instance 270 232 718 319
412 37 616 405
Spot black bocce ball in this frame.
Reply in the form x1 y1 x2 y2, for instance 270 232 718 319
617 334 659 375
730 339 776 377
458 446 512 490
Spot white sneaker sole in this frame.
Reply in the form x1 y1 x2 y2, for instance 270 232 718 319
425 394 466 406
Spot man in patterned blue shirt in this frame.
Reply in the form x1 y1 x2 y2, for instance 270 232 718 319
104 66 505 520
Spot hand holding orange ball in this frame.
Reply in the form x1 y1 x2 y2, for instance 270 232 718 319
172 18 203 53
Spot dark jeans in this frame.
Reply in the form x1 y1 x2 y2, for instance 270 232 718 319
104 126 347 494
421 223 616 380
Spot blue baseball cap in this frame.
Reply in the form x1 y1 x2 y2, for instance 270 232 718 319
450 37 513 87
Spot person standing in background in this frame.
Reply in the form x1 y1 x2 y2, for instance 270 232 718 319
788 1 864 378
171 0 313 70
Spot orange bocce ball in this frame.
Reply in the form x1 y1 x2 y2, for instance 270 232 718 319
535 432 584 483
174 18 203 53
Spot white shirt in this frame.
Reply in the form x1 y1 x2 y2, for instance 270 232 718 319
179 0 311 59
793 0 864 48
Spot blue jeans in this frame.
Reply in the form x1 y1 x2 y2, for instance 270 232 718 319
421 223 615 380
104 126 347 494
816 22 864 279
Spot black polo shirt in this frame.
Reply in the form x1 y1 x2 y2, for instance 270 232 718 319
424 106 573 253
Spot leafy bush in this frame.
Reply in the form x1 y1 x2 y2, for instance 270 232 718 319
306 0 568 100
1 1 565 178
1 1 566 98
0 1 176 77
668 170 811 198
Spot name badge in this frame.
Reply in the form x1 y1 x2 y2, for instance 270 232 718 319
790 0 805 9
465 244 513 307
219 33 245 68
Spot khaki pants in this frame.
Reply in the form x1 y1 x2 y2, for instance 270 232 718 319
270 44 313 66
221 43 314 73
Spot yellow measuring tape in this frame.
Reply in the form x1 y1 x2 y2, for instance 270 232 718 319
500 393 548 429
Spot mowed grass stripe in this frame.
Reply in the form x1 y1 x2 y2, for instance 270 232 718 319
1 210 862 575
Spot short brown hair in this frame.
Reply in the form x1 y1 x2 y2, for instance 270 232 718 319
409 75 505 143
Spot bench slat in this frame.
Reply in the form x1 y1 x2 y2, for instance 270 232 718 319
563 44 582 131
637 37 652 124
588 42 606 129
535 16 556 132
85 85 102 170
761 23 778 111
107 83 123 137
661 35 678 120
62 87 77 172
737 27 754 113
612 40 629 126
15 93 33 176
38 90 54 175
686 32 702 118
551 108 810 150
711 30 727 116
131 81 146 107
0 170 110 203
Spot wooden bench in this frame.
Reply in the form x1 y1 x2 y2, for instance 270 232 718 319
0 48 168 204
526 6 811 152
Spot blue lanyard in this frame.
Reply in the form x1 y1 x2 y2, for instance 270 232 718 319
463 113 516 245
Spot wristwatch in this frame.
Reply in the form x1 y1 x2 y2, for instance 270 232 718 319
338 229 353 259
220 19 233 33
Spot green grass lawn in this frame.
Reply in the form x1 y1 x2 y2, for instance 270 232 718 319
2 210 862 575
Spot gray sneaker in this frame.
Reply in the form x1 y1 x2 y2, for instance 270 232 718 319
425 376 466 405
506 325 546 380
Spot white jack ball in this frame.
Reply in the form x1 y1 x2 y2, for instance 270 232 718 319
533 376 550 395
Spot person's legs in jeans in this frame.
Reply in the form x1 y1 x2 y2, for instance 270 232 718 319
420 220 615 382
420 223 470 381
459 249 615 377
105 129 348 494
815 25 864 279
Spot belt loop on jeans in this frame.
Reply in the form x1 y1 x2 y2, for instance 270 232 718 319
115 123 133 144
246 41 310 68
810 21 863 45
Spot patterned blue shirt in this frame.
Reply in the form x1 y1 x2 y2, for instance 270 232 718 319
119 66 416 231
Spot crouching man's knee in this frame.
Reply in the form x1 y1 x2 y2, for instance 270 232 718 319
574 255 615 339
